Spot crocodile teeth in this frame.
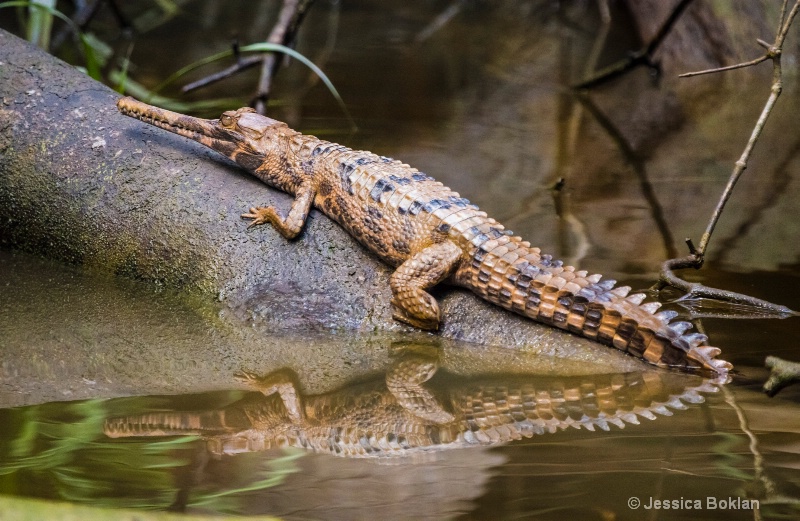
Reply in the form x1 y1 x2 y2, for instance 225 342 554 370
640 302 662 314
684 332 708 347
611 286 631 297
586 274 602 284
669 321 693 336
626 293 646 305
598 279 616 290
655 310 679 323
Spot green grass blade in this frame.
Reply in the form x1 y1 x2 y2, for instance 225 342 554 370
241 43 356 131
0 1 103 78
26 0 54 49
153 42 356 131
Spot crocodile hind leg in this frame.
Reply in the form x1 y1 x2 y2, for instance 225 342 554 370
390 241 462 330
386 351 454 424
241 182 315 239
235 369 305 423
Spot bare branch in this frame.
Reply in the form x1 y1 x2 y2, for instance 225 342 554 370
182 55 262 93
254 0 315 115
180 1 315 112
574 0 694 89
655 1 800 314
777 0 800 46
655 256 795 317
678 55 768 77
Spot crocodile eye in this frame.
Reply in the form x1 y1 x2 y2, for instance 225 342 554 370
220 112 236 127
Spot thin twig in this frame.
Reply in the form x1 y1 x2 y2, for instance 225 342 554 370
655 1 800 315
711 137 800 265
182 55 262 93
573 0 695 89
51 0 101 50
180 0 314 108
254 0 315 115
678 55 768 77
51 0 131 51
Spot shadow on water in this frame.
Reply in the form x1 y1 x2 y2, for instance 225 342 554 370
3 0 800 519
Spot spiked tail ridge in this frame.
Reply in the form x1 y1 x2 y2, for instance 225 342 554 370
104 410 240 438
456 236 732 375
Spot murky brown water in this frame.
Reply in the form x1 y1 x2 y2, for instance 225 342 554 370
2 1 800 519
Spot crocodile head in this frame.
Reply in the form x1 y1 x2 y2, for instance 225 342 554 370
117 97 284 172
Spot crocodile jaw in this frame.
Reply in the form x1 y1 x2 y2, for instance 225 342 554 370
117 96 242 158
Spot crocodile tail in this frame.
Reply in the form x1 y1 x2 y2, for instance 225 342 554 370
457 371 724 436
104 410 240 438
456 235 732 375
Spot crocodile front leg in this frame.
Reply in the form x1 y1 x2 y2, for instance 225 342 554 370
390 241 463 330
241 182 316 239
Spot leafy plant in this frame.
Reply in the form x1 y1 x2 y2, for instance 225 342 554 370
0 0 102 79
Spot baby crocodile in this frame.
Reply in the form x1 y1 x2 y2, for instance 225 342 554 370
116 97 731 375
104 353 721 458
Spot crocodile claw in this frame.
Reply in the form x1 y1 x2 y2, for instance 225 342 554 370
241 206 275 228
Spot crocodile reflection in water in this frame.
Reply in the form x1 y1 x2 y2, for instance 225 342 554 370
104 350 723 458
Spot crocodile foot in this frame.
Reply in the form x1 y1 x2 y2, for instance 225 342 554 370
391 297 440 330
241 206 278 228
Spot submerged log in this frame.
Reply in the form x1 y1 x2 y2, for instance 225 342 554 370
0 29 647 396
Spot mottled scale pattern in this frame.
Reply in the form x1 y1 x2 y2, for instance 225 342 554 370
116 99 731 375
104 371 721 459
283 133 730 374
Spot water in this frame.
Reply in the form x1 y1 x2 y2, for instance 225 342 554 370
2 1 800 519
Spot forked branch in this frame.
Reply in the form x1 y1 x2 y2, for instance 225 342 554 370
180 0 315 115
654 0 800 317
573 0 694 89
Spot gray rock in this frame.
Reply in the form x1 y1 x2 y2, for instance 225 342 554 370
0 29 647 407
